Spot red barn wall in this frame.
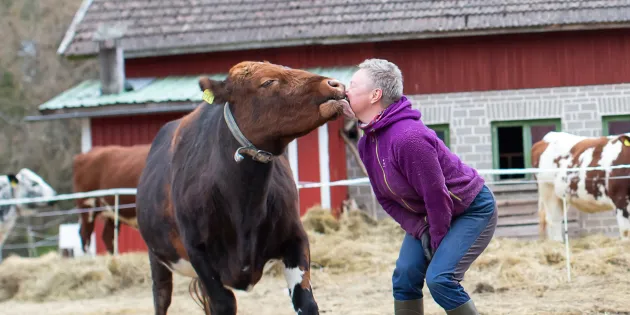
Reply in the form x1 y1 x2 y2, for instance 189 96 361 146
90 113 185 254
295 119 349 216
297 129 321 216
126 28 630 94
327 118 348 218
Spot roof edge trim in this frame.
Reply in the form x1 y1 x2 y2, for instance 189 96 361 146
57 0 95 55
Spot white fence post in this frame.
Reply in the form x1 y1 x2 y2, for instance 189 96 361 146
114 193 119 256
562 197 572 282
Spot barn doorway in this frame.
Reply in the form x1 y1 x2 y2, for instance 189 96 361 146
492 120 561 181
497 126 525 180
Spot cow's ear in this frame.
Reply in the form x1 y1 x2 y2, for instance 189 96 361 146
619 134 630 147
7 174 18 187
198 77 227 104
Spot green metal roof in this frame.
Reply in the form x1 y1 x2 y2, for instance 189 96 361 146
38 66 357 111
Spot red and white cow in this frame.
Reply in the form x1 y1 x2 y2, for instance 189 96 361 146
531 131 630 241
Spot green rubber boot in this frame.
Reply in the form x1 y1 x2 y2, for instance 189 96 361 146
394 299 424 315
446 299 479 315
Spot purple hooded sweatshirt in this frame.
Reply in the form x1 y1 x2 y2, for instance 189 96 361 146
357 95 485 250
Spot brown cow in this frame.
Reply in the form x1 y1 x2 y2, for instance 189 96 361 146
73 144 150 253
136 61 351 315
532 131 630 241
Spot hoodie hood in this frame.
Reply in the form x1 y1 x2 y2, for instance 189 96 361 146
359 95 421 133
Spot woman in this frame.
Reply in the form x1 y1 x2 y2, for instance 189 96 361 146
344 58 497 315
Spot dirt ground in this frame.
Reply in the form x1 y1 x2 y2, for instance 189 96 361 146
1 208 629 315
2 268 629 315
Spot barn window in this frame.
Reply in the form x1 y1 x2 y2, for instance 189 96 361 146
427 124 450 148
602 115 630 136
491 119 561 180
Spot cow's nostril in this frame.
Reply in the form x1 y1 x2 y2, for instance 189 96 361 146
328 80 340 88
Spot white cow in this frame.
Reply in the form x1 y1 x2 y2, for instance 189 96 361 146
531 131 630 241
0 168 57 217
0 168 57 247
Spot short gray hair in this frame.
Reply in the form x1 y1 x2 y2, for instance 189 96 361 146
358 58 403 106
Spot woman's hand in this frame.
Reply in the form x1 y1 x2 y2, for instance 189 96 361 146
420 229 434 262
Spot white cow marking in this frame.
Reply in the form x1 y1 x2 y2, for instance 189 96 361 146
284 266 306 299
161 258 198 278
618 208 630 239
161 259 256 292
83 198 96 222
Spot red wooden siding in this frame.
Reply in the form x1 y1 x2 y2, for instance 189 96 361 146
91 113 185 147
91 113 185 254
297 129 321 216
294 120 349 216
327 118 348 218
126 29 630 94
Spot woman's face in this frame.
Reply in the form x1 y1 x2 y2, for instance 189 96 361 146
346 69 377 122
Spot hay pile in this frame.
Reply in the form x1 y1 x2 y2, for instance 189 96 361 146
302 207 403 273
0 251 152 302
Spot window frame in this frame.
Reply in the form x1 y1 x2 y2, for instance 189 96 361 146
427 123 450 148
601 114 630 136
491 118 562 181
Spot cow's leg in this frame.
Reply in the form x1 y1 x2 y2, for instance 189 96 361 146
102 218 115 254
616 208 630 239
545 195 565 242
537 183 554 240
539 183 565 241
185 245 236 315
282 229 318 315
78 212 96 253
148 251 173 315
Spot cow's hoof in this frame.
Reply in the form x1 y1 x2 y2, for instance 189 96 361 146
213 304 236 315
299 301 319 315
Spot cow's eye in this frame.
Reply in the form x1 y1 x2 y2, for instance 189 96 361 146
261 80 275 88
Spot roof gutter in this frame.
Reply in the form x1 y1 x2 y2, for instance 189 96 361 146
24 104 197 122
62 22 630 59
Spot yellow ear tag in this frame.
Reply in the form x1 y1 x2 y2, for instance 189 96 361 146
624 138 630 147
10 180 18 188
202 89 214 104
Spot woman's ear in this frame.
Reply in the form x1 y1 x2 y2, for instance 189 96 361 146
370 88 383 104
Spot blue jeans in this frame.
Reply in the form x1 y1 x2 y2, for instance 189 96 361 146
392 185 498 311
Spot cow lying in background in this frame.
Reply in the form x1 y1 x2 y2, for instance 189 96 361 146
72 144 150 254
0 168 57 246
136 61 352 315
532 131 630 241
0 168 57 219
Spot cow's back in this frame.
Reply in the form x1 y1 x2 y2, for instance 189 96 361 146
73 145 150 191
73 144 151 214
532 132 586 180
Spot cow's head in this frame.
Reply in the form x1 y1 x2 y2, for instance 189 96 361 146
199 61 352 155
10 168 57 208
0 168 56 221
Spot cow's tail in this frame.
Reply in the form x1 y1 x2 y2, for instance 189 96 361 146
189 277 211 315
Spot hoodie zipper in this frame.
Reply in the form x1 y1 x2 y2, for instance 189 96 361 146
449 191 462 202
374 136 417 212
373 136 463 208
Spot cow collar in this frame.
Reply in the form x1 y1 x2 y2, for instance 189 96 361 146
223 102 275 164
